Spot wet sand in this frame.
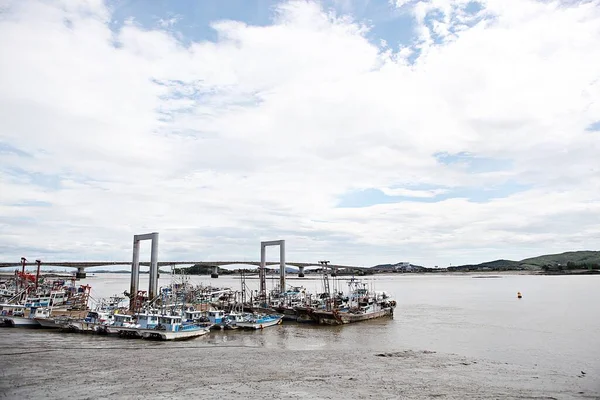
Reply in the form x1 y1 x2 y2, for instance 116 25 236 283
1 344 597 399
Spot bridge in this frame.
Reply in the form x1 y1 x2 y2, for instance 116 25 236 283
0 261 364 270
0 260 367 282
2 235 367 311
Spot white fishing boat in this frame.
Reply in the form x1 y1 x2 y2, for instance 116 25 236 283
0 304 50 327
142 315 211 340
135 312 161 329
115 315 211 340
35 315 73 329
182 308 205 323
236 313 283 330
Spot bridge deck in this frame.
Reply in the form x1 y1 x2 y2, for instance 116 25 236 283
0 261 366 270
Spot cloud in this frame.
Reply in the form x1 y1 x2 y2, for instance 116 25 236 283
0 0 599 267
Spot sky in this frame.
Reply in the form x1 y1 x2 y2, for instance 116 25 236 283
0 0 599 268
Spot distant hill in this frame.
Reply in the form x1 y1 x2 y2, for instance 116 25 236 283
520 251 600 267
449 251 600 271
448 259 522 271
371 263 427 272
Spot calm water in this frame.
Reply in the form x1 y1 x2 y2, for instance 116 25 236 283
2 273 599 389
67 272 600 379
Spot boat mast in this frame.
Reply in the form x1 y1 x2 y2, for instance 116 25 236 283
319 261 330 311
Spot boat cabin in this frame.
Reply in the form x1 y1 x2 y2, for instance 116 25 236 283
84 311 113 325
224 312 245 323
29 307 51 319
0 304 26 317
113 314 134 327
207 310 225 324
183 309 204 322
50 291 67 306
136 313 160 329
24 297 51 308
157 315 183 332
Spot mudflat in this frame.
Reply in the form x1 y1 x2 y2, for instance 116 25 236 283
1 345 597 399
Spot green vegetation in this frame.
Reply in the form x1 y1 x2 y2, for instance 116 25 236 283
520 251 600 268
450 251 600 272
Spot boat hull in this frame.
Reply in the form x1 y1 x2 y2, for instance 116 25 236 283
1 316 41 328
142 327 210 341
114 326 210 340
236 317 282 330
311 307 394 325
63 321 100 332
294 307 318 323
34 318 63 329
274 307 298 321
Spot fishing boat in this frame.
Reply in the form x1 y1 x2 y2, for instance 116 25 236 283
35 315 73 329
142 315 211 340
115 315 211 340
0 304 50 327
206 309 227 329
222 311 246 330
294 306 317 323
236 313 283 330
270 286 309 321
309 278 396 325
108 314 138 336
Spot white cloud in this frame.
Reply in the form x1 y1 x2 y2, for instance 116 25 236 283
0 0 599 267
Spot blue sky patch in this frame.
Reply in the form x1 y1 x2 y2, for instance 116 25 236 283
434 152 511 173
106 0 423 55
337 180 530 208
3 167 62 189
107 0 278 45
0 142 31 157
585 121 600 132
12 200 52 207
337 188 404 208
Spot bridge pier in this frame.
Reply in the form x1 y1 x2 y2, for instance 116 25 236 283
211 266 219 278
75 267 86 279
331 266 338 277
298 266 305 278
260 240 286 296
130 232 159 311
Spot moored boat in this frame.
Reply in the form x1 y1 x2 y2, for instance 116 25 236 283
310 305 394 325
0 304 51 327
236 314 283 330
35 314 77 329
309 278 396 325
142 315 211 340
